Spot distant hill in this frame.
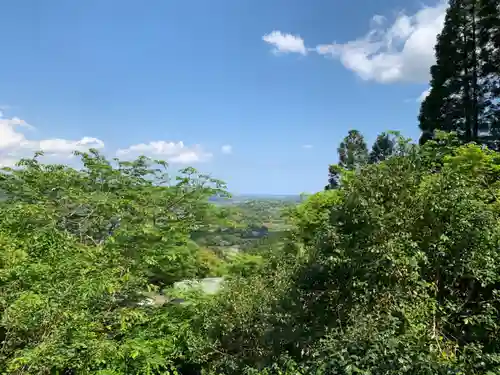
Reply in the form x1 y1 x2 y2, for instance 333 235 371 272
209 194 303 205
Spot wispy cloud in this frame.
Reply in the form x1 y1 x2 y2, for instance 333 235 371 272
302 144 313 149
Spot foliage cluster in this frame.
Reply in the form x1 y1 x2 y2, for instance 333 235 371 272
2 0 500 373
4 132 500 374
204 132 500 375
0 151 227 374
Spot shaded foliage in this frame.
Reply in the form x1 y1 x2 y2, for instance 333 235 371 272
419 0 500 147
4 135 500 374
205 133 500 375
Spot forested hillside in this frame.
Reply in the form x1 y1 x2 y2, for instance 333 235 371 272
1 0 500 374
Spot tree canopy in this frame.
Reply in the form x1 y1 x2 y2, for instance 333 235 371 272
4 134 500 374
3 0 500 373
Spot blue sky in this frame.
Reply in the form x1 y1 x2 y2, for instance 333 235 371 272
0 0 447 194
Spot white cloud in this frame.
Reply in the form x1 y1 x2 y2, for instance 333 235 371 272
116 141 212 164
0 116 28 150
221 145 232 154
371 15 387 27
0 111 213 167
316 2 447 83
302 144 313 149
265 1 448 83
39 137 105 157
0 113 105 167
262 31 308 55
418 87 431 102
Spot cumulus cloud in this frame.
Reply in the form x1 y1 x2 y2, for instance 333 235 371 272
315 1 447 83
116 141 212 164
262 31 308 55
0 111 213 167
264 1 448 84
39 137 105 157
0 113 105 167
221 145 232 154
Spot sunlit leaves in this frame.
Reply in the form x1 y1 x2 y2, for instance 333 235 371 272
0 150 227 374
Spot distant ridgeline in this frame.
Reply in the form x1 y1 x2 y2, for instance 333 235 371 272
208 194 303 205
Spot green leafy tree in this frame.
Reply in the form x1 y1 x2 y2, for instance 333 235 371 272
207 134 500 374
8 133 500 375
0 150 227 374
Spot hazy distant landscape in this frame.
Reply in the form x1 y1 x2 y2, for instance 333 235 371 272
209 193 303 205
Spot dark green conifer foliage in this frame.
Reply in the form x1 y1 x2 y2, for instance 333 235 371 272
419 0 500 146
369 132 396 163
325 129 368 190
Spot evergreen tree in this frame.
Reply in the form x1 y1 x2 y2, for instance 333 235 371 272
325 130 368 190
337 129 369 170
369 132 395 163
419 0 500 147
477 0 500 148
325 164 341 190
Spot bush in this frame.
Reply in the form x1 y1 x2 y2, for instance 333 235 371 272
205 134 500 374
0 151 225 374
4 135 500 374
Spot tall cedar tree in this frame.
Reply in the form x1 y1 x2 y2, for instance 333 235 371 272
369 132 396 163
419 0 500 146
325 129 368 190
338 129 369 169
478 0 500 147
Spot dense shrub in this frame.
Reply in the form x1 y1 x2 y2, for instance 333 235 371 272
3 134 500 374
0 151 225 374
205 133 500 375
